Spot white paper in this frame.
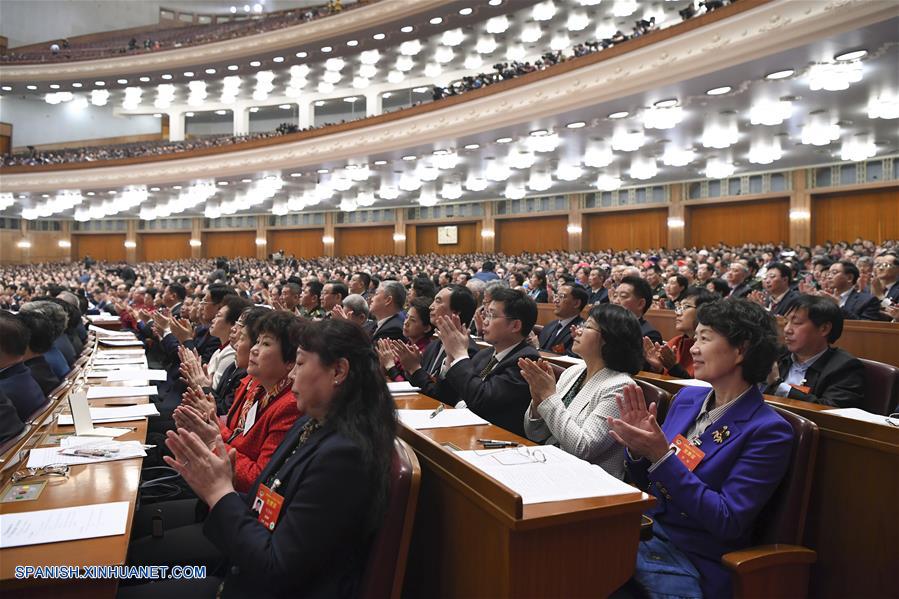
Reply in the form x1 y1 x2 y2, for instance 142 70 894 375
89 325 135 337
0 501 131 549
97 348 145 356
92 357 147 365
659 378 713 388
387 381 421 394
86 386 158 400
543 354 584 366
104 369 167 382
58 403 159 425
98 338 143 347
242 402 259 434
87 315 121 322
64 427 133 438
827 407 899 427
68 391 94 436
26 441 147 468
398 408 490 430
456 445 639 504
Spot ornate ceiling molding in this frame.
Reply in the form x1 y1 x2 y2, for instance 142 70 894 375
0 0 450 82
2 0 896 194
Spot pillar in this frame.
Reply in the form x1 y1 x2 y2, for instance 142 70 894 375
298 101 312 130
190 217 203 259
480 201 496 253
233 106 250 136
255 215 267 260
667 183 685 249
60 220 72 262
393 209 407 255
567 194 584 252
323 212 336 257
168 111 186 141
789 169 812 246
365 91 382 117
125 219 137 263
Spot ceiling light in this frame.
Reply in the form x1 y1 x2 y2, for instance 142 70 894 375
295 51 307 58
360 49 380 65
116 79 127 84
1 86 12 91
527 170 552 191
661 145 695 167
566 11 589 31
629 156 658 180
183 70 195 77
215 109 227 115
161 73 173 80
400 25 413 33
440 177 463 200
289 172 302 177
840 133 876 161
424 63 443 78
532 1 557 21
704 157 735 179
138 76 150 82
272 56 284 63
249 61 261 67
399 171 422 191
706 86 731 96
321 45 332 52
808 61 862 91
279 104 292 109
508 147 536 169
317 168 329 173
373 160 387 165
395 56 415 71
835 49 867 61
749 98 793 126
765 69 794 80
642 105 684 130
403 155 417 161
485 15 510 34
249 106 260 112
748 134 783 164
595 20 617 40
359 64 377 78
459 7 473 15
387 70 405 83
26 85 37 90
205 68 216 74
485 158 511 181
549 33 570 52
800 113 840 146
503 178 526 200
94 81 105 86
317 81 335 93
464 143 480 150
465 173 488 191
527 132 560 153
72 82 83 88
701 115 739 149
346 39 359 47
488 0 502 5
566 121 586 129
584 139 613 167
435 46 455 64
430 16 443 25
612 0 638 17
185 111 195 117
442 28 464 46
867 92 899 120
520 23 542 44
227 65 239 71
611 128 645 152
555 161 582 182
653 99 678 108
609 111 629 119
476 34 498 54
496 136 513 144
372 33 386 40
399 40 422 56
464 54 484 69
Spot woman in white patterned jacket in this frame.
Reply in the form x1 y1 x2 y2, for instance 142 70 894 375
519 303 644 478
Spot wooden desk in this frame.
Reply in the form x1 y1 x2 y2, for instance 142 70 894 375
395 393 652 598
634 372 899 599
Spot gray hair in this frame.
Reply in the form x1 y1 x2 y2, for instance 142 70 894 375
466 278 486 302
56 290 81 310
484 280 509 301
342 294 370 319
378 280 407 309
20 300 67 339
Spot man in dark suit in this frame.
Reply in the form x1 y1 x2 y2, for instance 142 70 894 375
725 262 754 299
755 262 800 316
873 251 899 307
0 312 47 422
615 275 663 344
763 295 864 408
538 283 587 355
0 389 25 445
436 287 539 436
824 261 883 320
587 267 609 305
369 280 407 344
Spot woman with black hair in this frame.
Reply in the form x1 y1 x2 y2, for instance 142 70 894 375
609 299 793 598
644 287 719 378
520 303 643 478
377 297 434 382
145 319 397 598
527 270 549 303
17 310 62 395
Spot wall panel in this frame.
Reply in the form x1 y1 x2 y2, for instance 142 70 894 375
497 216 567 254
138 232 191 262
203 231 256 258
73 233 126 262
687 198 789 246
335 226 394 256
812 187 899 244
268 229 324 259
415 223 479 255
585 209 668 251
0 230 70 264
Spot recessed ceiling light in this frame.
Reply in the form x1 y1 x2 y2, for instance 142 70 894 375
1 86 11 91
372 33 386 40
289 172 302 177
566 121 586 129
205 68 217 74
149 187 159 191
215 109 227 115
765 69 794 80
459 7 473 15
241 178 252 183
464 143 480 150
185 111 195 117
400 25 414 33
835 49 867 61
279 104 292 109
373 160 387 165
116 79 128 84
317 168 329 174
489 0 502 5
295 51 307 58
218 181 229 185
161 73 173 80
346 39 359 47
529 129 548 136
42 194 50 198
172 185 182 190
49 84 60 89
654 98 679 108
272 56 284 63
108 190 117 195
249 106 260 112
139 76 150 82
26 85 37 90
706 86 731 96
94 81 105 86
402 155 417 161
249 61 261 67
495 137 513 143
227 65 239 71
430 17 443 25
86 192 95 196
321 46 333 52
183 71 194 77
609 111 629 119
72 82 82 88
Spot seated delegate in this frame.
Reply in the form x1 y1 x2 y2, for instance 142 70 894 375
643 287 719 379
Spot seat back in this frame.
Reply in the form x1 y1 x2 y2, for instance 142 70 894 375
635 379 672 425
753 407 818 545
23 398 52 424
359 437 421 599
858 358 898 416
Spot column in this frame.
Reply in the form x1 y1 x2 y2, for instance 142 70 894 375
789 169 812 246
17 219 31 262
125 219 138 263
667 183 686 249
567 194 584 252
255 215 267 260
323 212 336 257
168 111 186 141
480 201 496 253
190 217 203 259
233 106 250 136
365 90 382 118
60 220 72 262
393 209 407 255
298 100 312 130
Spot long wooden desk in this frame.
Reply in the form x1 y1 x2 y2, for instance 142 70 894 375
636 372 899 599
0 344 152 598
395 393 652 599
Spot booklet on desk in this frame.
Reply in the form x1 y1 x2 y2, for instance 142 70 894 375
0 501 130 549
387 381 421 394
398 408 489 429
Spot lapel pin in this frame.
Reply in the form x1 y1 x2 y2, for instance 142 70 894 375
712 425 730 444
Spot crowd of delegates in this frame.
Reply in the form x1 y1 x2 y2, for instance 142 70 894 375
1 123 303 168
1 0 352 63
0 236 896 596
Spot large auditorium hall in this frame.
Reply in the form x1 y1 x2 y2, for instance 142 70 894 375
0 0 897 597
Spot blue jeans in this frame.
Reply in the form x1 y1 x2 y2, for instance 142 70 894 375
633 522 703 599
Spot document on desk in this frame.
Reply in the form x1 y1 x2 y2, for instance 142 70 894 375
387 381 421 394
26 440 147 468
456 445 639 504
103 369 167 382
545 354 585 366
398 408 489 429
98 337 143 347
86 385 158 399
58 403 160 425
87 315 121 322
92 356 148 365
89 325 135 337
0 501 130 549
827 407 899 427
97 348 146 356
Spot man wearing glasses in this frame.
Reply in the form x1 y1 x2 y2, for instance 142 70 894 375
872 252 899 308
537 283 587 355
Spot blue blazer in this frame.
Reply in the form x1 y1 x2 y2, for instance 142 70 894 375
627 385 793 598
0 362 47 422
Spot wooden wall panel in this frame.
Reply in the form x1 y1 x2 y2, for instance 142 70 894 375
415 223 479 255
0 230 70 264
335 226 394 256
203 231 256 258
585 209 668 251
812 187 899 244
138 233 191 262
497 216 567 254
687 198 789 246
268 229 324 259
73 233 126 262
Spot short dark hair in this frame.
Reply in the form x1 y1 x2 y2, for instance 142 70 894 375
305 280 323 298
509 272 525 286
412 276 437 300
670 274 689 290
167 283 187 301
283 282 302 296
707 278 730 297
683 286 720 307
588 304 643 375
837 260 859 284
696 299 779 384
353 271 372 288
786 294 844 344
767 262 792 281
619 275 653 315
324 281 348 300
243 306 273 345
222 295 252 325
482 260 496 272
445 284 477 325
208 283 236 305
255 311 306 363
491 287 538 337
0 312 30 357
18 310 55 354
562 284 589 312
407 297 433 334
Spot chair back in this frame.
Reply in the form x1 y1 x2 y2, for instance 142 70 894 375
752 407 818 545
635 379 672 425
858 358 898 415
23 398 52 424
359 437 421 599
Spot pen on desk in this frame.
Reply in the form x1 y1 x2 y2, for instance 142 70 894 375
477 439 519 447
429 404 445 419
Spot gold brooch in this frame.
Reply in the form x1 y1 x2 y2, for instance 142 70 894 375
712 426 730 444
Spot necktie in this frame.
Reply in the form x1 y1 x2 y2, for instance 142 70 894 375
478 353 499 379
429 345 446 377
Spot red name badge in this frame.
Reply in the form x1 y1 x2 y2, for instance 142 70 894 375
671 434 706 472
253 484 284 531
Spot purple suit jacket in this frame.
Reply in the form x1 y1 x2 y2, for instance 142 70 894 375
627 385 793 598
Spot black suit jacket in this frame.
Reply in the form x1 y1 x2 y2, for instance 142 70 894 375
770 289 801 316
203 417 372 599
885 282 899 304
0 362 47 422
24 356 61 396
0 389 25 444
640 318 663 345
371 313 406 344
841 289 883 321
763 347 865 408
444 340 539 436
729 282 753 299
589 288 609 305
209 364 248 416
538 316 584 355
408 337 480 407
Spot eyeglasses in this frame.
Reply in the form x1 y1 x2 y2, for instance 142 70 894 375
11 464 70 483
674 303 697 315
575 323 601 334
490 446 547 466
874 263 896 270
482 312 511 322
886 413 899 427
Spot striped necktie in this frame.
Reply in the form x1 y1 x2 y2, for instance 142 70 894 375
478 353 499 379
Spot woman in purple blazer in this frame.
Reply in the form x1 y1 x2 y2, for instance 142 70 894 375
609 299 793 598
